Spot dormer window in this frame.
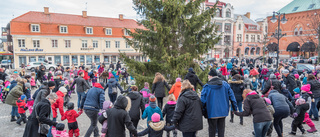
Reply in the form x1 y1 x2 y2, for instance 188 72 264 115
86 27 93 34
60 26 68 33
226 9 231 18
292 7 299 12
124 29 130 36
105 28 112 35
31 24 40 32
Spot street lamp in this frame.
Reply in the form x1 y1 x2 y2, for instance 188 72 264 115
271 11 287 70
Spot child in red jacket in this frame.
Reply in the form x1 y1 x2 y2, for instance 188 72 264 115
16 95 28 125
61 102 82 137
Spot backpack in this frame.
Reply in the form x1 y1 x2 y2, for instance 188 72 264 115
111 85 118 94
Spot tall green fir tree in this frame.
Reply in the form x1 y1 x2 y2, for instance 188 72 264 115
121 0 221 90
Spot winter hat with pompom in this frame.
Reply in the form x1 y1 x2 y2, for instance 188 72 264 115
301 84 311 92
151 113 160 122
294 74 299 79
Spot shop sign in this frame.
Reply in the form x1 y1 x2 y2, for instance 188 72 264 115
20 48 43 52
81 48 94 50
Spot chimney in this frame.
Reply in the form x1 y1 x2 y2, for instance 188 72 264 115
119 14 124 21
82 11 87 18
44 7 49 15
245 12 251 19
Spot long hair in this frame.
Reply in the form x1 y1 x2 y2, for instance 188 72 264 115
153 72 165 83
181 80 194 92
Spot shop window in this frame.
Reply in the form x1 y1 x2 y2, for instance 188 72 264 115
94 55 100 63
112 56 117 63
72 55 78 66
29 56 36 62
19 56 26 66
38 56 45 62
54 56 61 65
86 55 92 65
80 55 85 65
104 56 109 63
63 55 70 66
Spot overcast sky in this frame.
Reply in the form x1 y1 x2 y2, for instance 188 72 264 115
0 0 293 32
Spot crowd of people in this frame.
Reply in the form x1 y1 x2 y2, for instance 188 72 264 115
0 58 319 137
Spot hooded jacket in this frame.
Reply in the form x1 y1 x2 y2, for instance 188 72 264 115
162 101 176 124
268 90 294 114
234 94 273 123
71 76 90 93
294 103 310 122
168 81 181 100
104 78 123 94
201 77 238 119
61 109 82 123
9 80 17 91
34 86 50 106
152 80 170 98
137 121 175 137
80 83 105 111
51 90 65 118
172 89 203 132
6 83 24 107
228 80 245 102
184 71 204 90
142 102 163 123
16 98 27 114
107 95 136 137
127 91 145 121
307 79 320 98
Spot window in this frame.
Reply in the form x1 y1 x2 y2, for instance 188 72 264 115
216 22 222 32
308 4 315 9
106 41 111 48
80 55 85 64
33 40 40 48
238 24 241 30
251 35 255 42
265 26 268 33
246 35 249 42
18 39 25 47
256 47 260 55
19 56 26 66
82 40 87 48
237 34 242 42
245 48 249 55
225 23 231 33
292 7 299 12
136 56 140 62
31 24 40 32
226 9 231 18
257 35 260 42
124 29 130 36
249 25 257 30
126 42 130 48
86 27 93 34
93 40 98 48
52 40 58 48
72 55 78 66
65 40 71 48
224 35 231 45
250 48 255 55
86 55 92 65
29 56 36 62
60 26 67 33
215 9 221 17
206 7 210 10
38 56 45 62
63 55 70 66
105 28 112 35
115 41 120 48
112 56 117 63
104 56 109 63
299 28 303 35
294 28 298 35
94 55 100 63
54 56 61 65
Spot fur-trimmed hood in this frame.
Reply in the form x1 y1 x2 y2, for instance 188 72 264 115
228 80 243 84
114 95 131 111
149 121 166 131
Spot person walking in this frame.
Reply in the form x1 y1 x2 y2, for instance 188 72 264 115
116 61 122 71
104 75 123 103
109 62 114 70
152 72 170 109
201 69 238 137
283 69 297 96
127 86 145 137
228 74 245 125
80 82 105 137
34 81 56 106
172 80 203 137
306 74 320 121
184 68 204 91
6 81 25 122
71 72 90 109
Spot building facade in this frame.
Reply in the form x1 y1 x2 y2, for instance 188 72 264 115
267 0 320 58
10 7 144 68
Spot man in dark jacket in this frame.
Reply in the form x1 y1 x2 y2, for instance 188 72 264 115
283 69 297 95
127 86 145 137
34 81 56 106
268 57 273 65
262 74 282 95
184 68 204 90
80 83 105 137
201 69 238 137
116 61 121 71
37 67 46 84
107 95 137 137
71 72 90 109
109 62 114 70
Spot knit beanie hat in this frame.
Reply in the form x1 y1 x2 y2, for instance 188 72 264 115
59 87 68 93
301 84 311 92
151 113 160 122
48 81 56 87
208 69 218 77
149 95 156 102
20 95 26 100
294 74 299 79
264 98 272 105
176 78 181 82
188 68 193 72
295 98 306 106
293 87 300 93
246 91 257 96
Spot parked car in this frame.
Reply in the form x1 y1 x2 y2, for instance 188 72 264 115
289 57 299 63
26 62 56 71
296 63 315 75
309 56 317 64
1 60 11 68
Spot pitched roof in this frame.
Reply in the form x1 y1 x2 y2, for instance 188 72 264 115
12 11 144 29
205 1 226 7
278 0 320 14
234 14 259 26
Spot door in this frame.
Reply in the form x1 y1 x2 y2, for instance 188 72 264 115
46 56 54 64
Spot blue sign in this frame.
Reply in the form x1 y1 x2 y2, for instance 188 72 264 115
20 48 44 52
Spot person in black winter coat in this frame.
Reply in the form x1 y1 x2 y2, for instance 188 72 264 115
162 94 177 137
289 98 310 135
184 68 204 91
109 62 114 70
37 68 46 84
107 95 137 137
228 74 245 125
283 69 297 95
23 93 65 137
137 113 175 137
262 74 282 95
306 74 320 121
116 61 122 71
127 86 145 137
152 73 170 109
172 80 203 137
268 57 273 65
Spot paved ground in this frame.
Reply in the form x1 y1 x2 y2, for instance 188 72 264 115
1 88 320 137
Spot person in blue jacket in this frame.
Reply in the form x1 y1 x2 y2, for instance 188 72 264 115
201 69 238 137
227 61 233 71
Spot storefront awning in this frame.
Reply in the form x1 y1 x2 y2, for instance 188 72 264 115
0 52 13 56
267 43 278 52
286 42 300 52
301 42 316 52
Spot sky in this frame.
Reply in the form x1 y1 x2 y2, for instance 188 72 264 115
0 0 293 32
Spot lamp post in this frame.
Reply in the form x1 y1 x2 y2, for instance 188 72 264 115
270 11 287 70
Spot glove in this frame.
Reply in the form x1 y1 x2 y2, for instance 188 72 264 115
56 123 65 131
292 113 298 118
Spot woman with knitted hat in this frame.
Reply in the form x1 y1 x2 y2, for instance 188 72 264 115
168 78 182 100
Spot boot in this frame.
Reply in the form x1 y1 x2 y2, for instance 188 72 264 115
230 111 234 123
16 121 21 125
288 131 296 135
10 116 16 122
307 126 318 133
240 116 243 125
